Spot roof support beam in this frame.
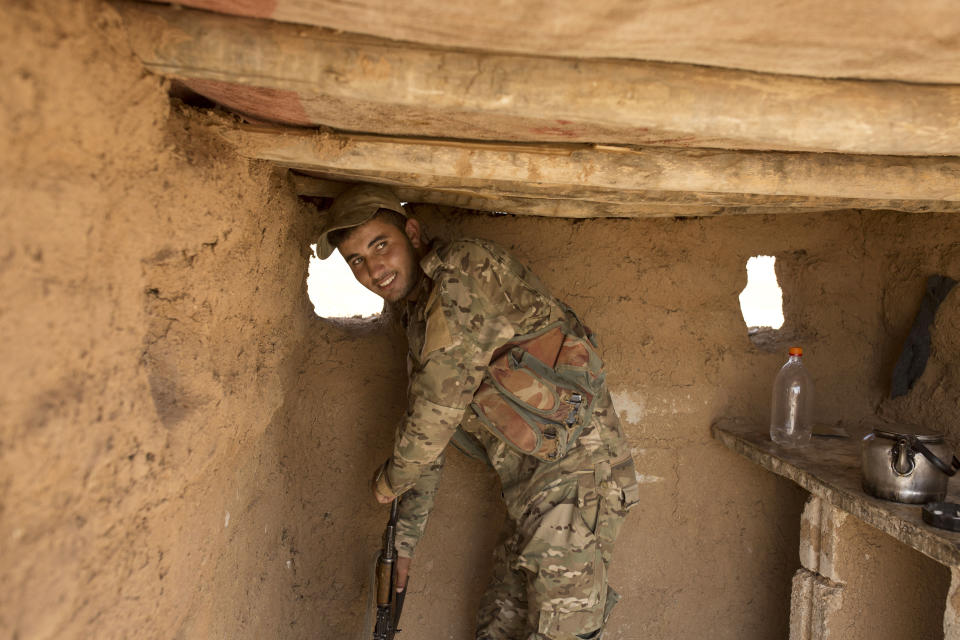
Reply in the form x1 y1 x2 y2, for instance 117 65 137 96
215 124 960 217
290 175 960 218
294 175 728 217
117 2 960 156
154 0 960 85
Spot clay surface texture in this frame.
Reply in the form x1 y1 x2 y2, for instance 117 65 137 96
4 2 960 639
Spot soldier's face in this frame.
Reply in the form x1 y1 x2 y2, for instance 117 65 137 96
338 216 424 303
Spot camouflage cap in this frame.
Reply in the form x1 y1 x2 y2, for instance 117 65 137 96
317 184 407 259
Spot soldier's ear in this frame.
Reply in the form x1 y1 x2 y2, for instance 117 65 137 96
404 218 423 249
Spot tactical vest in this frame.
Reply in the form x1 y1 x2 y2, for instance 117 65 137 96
418 240 606 464
469 308 606 462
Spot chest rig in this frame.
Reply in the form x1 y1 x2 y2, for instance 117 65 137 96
469 309 606 462
414 241 606 464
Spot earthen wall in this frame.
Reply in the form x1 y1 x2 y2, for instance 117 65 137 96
3 2 959 639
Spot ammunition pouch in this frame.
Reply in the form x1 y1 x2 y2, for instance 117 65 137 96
470 314 606 462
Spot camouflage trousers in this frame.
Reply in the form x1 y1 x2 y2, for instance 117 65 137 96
476 461 630 640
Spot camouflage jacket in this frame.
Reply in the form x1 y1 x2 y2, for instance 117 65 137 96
387 238 631 557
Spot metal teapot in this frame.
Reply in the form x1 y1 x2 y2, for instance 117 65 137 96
861 428 960 504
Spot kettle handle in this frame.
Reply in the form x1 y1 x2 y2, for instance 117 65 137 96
912 439 960 477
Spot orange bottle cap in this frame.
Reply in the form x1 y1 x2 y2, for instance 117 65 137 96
789 347 803 356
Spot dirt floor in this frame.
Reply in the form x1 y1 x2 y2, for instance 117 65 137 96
3 2 960 639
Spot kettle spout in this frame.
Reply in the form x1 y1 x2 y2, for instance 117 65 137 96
892 438 916 476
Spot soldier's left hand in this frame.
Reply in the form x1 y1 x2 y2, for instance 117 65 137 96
373 485 393 504
371 463 395 504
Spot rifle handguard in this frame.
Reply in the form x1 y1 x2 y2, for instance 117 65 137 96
372 498 402 640
375 555 394 606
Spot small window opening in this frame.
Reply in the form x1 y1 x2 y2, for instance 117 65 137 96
307 244 383 318
738 255 784 330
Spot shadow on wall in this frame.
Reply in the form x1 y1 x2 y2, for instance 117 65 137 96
266 309 507 637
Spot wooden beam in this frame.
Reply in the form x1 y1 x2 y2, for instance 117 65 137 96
156 0 960 85
117 2 960 156
212 124 960 216
219 125 960 204
291 175 960 217
295 176 726 218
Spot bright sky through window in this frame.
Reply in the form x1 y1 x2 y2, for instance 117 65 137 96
307 244 383 318
738 255 785 329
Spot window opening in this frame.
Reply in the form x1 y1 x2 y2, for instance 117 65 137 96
307 244 383 318
738 255 784 330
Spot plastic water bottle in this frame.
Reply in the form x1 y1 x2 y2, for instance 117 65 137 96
770 347 814 447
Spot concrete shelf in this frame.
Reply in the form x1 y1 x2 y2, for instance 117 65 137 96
714 418 960 639
712 417 960 568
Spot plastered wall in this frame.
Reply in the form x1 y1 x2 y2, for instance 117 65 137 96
2 2 317 637
4 2 960 640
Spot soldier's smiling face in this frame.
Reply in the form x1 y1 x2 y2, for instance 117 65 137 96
338 215 425 303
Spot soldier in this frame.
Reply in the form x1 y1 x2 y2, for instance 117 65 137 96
318 184 639 640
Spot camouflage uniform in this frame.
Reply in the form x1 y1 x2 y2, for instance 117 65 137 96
382 238 638 640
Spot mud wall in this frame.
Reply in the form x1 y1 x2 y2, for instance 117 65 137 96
4 2 960 640
1 2 317 638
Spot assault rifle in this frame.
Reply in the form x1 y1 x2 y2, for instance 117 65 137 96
373 498 407 640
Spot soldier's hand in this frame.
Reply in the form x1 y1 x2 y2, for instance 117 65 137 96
371 463 395 504
395 556 411 592
373 485 393 504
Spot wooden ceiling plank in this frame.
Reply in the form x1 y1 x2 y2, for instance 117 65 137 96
216 125 960 208
290 174 718 217
160 0 960 85
289 174 831 218
290 174 960 215
118 2 960 156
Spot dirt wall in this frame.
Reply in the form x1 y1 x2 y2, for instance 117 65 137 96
2 2 316 638
4 2 960 640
